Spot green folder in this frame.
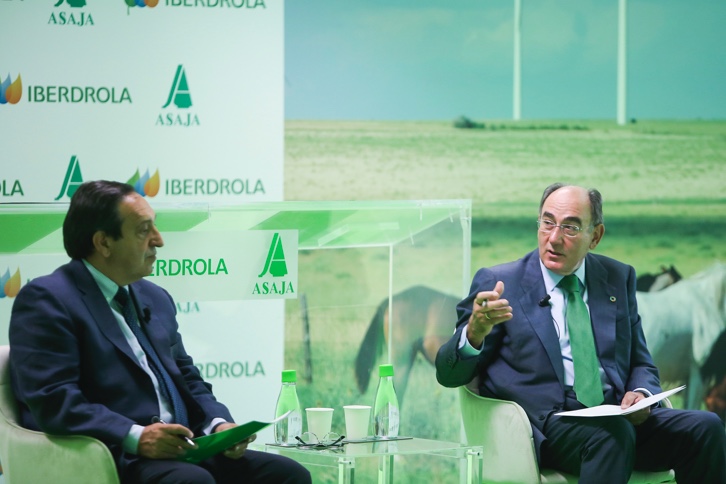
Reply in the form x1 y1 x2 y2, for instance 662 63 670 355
180 418 279 464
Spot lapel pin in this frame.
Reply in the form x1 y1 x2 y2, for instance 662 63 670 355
610 296 616 302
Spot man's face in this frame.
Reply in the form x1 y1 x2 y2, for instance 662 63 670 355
538 186 604 276
106 193 164 285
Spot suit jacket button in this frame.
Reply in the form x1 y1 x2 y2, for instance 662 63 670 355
538 415 545 421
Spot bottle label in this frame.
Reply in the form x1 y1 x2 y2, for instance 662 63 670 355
374 403 400 437
274 409 302 445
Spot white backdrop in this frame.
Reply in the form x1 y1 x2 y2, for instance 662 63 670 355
0 0 288 441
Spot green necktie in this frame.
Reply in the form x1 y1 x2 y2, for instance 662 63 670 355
560 274 604 407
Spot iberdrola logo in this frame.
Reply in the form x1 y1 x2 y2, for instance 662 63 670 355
125 0 159 7
258 233 288 278
55 155 84 200
0 73 22 105
0 268 21 299
128 169 160 197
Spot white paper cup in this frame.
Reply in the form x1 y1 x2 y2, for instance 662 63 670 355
343 405 371 440
305 407 334 440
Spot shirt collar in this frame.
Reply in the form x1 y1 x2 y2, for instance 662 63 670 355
539 258 587 294
82 259 126 304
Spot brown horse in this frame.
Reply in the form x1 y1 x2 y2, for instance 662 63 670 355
354 285 458 403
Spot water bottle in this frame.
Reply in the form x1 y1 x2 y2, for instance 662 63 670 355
273 370 303 445
373 364 400 438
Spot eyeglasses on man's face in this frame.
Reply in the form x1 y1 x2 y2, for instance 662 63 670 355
537 219 589 238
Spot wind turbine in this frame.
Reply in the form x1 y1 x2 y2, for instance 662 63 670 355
617 0 627 125
513 0 522 120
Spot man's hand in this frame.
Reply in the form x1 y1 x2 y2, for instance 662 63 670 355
214 422 257 460
138 422 196 459
621 391 651 426
467 281 513 349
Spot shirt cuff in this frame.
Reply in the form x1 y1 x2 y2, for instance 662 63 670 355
633 387 654 398
457 323 483 358
123 424 144 454
205 417 228 435
633 387 663 407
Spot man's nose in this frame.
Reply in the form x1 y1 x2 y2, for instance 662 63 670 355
548 226 566 242
151 227 164 247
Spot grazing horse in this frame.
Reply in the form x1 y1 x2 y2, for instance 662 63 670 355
354 286 458 403
638 263 726 410
636 265 682 292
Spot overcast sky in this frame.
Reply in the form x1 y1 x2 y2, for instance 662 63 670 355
285 0 725 121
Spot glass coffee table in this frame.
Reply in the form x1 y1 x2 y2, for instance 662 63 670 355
253 437 483 484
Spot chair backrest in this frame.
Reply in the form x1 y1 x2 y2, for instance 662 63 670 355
0 346 18 424
0 345 120 484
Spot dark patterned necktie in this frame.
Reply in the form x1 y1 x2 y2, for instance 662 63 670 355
114 287 189 427
559 275 604 407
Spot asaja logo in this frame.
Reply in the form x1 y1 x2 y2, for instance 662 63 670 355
0 268 21 299
162 65 192 109
157 65 200 127
258 233 287 278
50 0 95 27
125 0 159 7
0 73 22 105
55 155 83 200
254 233 294 295
54 0 86 6
128 168 160 197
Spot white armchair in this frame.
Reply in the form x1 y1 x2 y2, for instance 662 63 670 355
0 345 119 484
459 383 676 484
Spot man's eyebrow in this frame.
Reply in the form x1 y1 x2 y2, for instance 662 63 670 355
541 211 583 226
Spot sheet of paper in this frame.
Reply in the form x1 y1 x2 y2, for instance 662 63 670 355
180 411 290 464
554 385 685 418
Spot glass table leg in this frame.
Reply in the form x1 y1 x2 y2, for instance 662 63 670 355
337 457 355 484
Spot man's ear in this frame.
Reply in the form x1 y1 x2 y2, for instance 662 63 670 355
589 224 605 250
92 231 112 258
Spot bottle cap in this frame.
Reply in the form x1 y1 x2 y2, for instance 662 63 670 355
281 370 297 383
379 364 394 377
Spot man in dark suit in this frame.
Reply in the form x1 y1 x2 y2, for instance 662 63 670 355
436 183 726 483
9 180 310 483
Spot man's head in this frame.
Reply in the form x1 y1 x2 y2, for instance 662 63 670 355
537 183 604 276
63 180 164 286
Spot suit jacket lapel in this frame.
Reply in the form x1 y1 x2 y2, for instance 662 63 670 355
69 260 141 367
520 253 566 387
585 254 623 391
130 284 183 381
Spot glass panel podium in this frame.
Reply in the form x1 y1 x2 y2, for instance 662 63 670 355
0 199 471 445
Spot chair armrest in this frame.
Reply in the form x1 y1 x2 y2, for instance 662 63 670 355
0 414 119 484
459 386 541 484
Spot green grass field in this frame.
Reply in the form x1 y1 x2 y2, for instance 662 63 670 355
286 119 726 275
281 119 726 473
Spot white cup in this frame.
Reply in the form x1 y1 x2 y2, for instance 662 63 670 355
305 407 334 440
343 405 371 440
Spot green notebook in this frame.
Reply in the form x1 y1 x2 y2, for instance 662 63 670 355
180 413 289 464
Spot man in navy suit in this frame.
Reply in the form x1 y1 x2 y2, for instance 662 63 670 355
436 183 725 483
9 180 311 484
